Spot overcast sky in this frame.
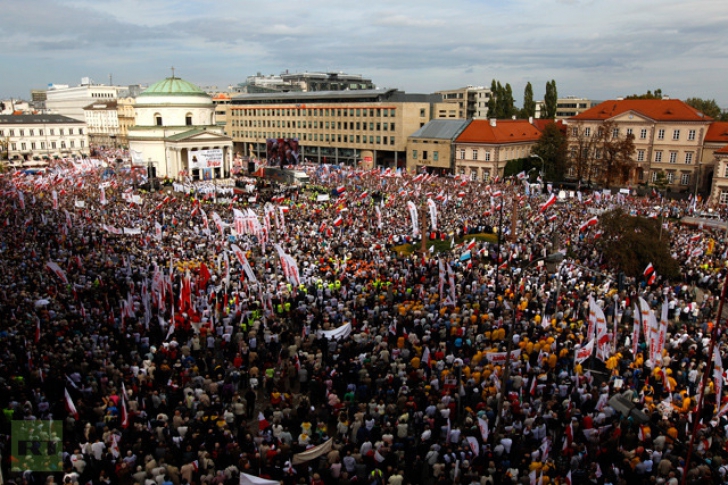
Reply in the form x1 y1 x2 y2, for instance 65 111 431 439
1 0 727 107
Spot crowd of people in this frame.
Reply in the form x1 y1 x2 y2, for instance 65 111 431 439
0 161 727 485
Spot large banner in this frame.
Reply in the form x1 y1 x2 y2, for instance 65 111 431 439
266 138 299 166
189 149 223 170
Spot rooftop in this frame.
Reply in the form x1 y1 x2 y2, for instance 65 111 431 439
0 114 85 125
571 99 711 122
231 89 439 104
139 77 209 97
410 119 471 140
455 119 542 144
705 121 728 144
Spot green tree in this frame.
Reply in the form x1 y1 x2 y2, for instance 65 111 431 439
566 120 599 182
625 89 663 100
532 122 568 181
495 81 506 119
685 97 728 120
543 80 558 119
521 82 536 119
596 208 679 279
503 83 516 118
487 79 498 118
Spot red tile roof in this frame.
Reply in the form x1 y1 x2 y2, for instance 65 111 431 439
570 99 712 122
455 119 542 144
705 122 728 144
716 144 728 155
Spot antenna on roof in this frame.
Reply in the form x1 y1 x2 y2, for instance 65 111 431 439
171 66 176 79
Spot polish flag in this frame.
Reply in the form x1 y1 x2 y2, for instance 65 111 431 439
336 185 346 194
643 263 654 277
579 216 598 232
457 191 466 198
466 239 477 251
65 388 79 420
647 272 657 285
492 190 503 198
258 412 270 431
120 383 130 428
539 194 557 213
333 215 344 227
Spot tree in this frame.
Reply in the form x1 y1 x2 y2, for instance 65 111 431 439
596 208 679 279
625 89 663 100
521 82 536 119
543 80 558 119
685 97 728 120
595 120 636 187
532 122 568 181
566 120 599 182
503 83 516 119
487 79 498 118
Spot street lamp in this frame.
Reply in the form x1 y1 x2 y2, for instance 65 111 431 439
147 158 156 192
530 153 545 178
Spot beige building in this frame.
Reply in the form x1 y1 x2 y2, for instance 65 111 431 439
0 114 88 161
703 122 728 202
710 145 728 204
116 96 136 148
536 97 598 120
228 89 439 168
452 118 543 181
406 119 470 174
434 86 491 119
567 99 712 188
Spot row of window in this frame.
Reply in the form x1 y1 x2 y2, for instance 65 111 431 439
11 140 85 151
233 119 396 131
232 108 398 118
459 149 491 162
412 150 439 162
574 127 697 141
0 127 84 137
650 171 691 185
234 131 396 146
652 150 694 164
456 167 491 182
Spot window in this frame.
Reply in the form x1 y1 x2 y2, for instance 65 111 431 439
9 129 14 136
688 129 696 141
423 151 428 160
721 190 728 205
672 130 680 140
459 150 465 160
390 137 395 145
433 151 439 161
70 141 74 148
376 136 381 144
470 169 477 181
612 128 619 138
391 123 395 131
21 143 26 150
724 165 728 178
669 152 677 164
680 173 690 185
595 149 602 160
651 171 659 183
19 130 24 136
31 142 36 150
40 142 45 149
571 128 578 137
155 114 163 126
484 151 491 162
482 170 490 182
186 113 193 126
60 141 66 149
412 150 418 159
654 151 663 163
68 128 73 135
51 142 56 149
637 150 645 162
685 152 694 164
472 150 478 160
11 143 16 150
29 129 34 136
420 109 426 117
584 127 591 137
657 129 665 140
666 172 675 184
626 128 633 136
640 129 647 139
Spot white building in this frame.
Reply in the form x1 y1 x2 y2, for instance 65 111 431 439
127 76 233 180
83 100 120 148
0 114 88 162
46 79 120 121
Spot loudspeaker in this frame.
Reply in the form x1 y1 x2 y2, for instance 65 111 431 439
248 161 255 173
148 166 157 179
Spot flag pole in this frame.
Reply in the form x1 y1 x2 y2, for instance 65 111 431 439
682 272 728 485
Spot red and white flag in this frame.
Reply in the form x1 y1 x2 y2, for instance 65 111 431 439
539 194 557 213
643 263 654 277
579 216 598 232
333 215 344 227
65 388 79 419
46 261 69 284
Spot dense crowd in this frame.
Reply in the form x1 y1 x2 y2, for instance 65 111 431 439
0 161 727 485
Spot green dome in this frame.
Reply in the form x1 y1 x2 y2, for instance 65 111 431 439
139 77 208 97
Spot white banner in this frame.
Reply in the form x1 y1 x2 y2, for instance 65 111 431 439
316 323 352 341
189 149 223 170
485 349 521 364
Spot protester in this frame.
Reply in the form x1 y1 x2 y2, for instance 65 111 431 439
0 160 726 485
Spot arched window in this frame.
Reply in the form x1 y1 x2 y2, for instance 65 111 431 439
154 113 163 126
185 113 193 126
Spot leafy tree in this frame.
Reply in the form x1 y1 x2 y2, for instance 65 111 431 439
503 83 516 118
521 82 536 119
487 79 498 118
543 80 558 119
596 209 679 279
532 122 568 181
596 120 636 186
625 89 663 100
685 97 728 120
0 135 8 161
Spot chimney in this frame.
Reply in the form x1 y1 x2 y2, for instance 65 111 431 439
490 119 497 127
528 116 534 124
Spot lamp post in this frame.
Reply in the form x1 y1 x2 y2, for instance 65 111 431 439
530 153 545 179
148 158 155 192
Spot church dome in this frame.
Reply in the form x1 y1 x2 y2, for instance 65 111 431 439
139 77 208 98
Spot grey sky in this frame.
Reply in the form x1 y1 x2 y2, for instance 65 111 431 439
1 0 727 106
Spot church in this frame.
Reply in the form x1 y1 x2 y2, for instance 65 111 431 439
128 74 233 180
